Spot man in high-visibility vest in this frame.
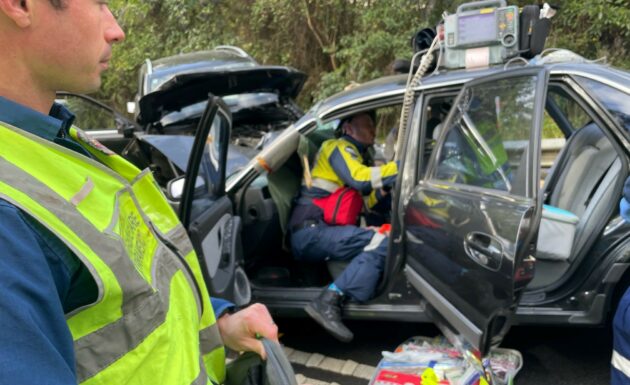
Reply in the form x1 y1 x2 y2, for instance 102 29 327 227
0 1 277 384
612 176 630 385
288 112 398 342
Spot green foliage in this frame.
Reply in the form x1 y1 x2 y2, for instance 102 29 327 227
100 1 630 113
553 0 630 69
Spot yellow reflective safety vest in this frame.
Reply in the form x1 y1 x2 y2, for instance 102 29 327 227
0 122 225 385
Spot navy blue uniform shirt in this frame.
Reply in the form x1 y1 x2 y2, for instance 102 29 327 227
0 96 232 384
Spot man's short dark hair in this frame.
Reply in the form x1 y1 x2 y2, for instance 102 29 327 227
336 111 376 137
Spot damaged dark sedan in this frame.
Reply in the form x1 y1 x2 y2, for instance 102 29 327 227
57 45 306 184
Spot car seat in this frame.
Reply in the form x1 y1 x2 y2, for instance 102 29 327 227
266 130 333 240
528 122 621 289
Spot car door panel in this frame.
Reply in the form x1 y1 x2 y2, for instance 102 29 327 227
405 185 537 349
403 67 548 355
179 96 251 306
187 196 249 305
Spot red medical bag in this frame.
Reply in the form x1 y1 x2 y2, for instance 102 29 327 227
313 187 363 226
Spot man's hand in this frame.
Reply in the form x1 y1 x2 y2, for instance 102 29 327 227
216 303 279 359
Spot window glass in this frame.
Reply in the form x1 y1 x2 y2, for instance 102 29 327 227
56 95 116 131
421 96 455 175
542 110 564 139
208 114 223 168
547 87 591 131
578 77 630 135
430 75 539 194
191 112 227 198
205 113 226 191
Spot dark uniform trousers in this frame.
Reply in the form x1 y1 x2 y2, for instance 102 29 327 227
290 222 387 302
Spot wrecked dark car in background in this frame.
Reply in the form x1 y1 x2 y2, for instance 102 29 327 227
57 45 306 184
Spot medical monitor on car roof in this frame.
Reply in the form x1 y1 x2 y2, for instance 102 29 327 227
457 13 496 46
440 0 520 69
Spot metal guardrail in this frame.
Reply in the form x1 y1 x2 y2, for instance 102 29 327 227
504 138 564 167
541 138 565 169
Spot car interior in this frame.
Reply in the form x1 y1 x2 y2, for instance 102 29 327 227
236 104 404 290
233 80 625 301
528 84 623 290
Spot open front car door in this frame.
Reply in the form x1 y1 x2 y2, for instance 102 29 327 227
177 95 251 306
404 67 548 355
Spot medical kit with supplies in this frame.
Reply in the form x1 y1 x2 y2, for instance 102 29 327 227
369 336 522 385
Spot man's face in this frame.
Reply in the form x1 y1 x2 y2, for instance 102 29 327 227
26 0 125 94
345 113 376 146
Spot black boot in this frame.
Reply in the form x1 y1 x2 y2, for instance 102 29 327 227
305 289 354 342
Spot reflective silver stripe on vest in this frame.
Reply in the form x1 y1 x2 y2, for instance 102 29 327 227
309 178 339 193
370 167 383 190
193 359 210 385
151 222 203 317
70 176 95 206
74 291 165 380
167 223 195 257
612 350 630 377
200 324 223 355
192 372 208 385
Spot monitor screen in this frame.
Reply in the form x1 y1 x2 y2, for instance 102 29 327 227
458 12 497 46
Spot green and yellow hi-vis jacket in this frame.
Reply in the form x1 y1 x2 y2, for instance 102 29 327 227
0 122 225 385
310 137 398 208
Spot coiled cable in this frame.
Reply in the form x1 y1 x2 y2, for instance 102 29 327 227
394 36 440 161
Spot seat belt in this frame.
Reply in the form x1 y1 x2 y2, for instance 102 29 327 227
584 157 616 208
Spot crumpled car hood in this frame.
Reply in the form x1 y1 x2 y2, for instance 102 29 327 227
137 66 306 125
138 134 254 177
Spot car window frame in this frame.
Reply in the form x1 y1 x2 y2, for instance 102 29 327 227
311 95 405 132
424 69 548 199
572 74 630 152
557 74 630 156
545 82 593 136
415 88 463 182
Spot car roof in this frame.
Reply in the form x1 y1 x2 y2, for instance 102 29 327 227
303 58 630 124
229 54 630 194
311 74 409 118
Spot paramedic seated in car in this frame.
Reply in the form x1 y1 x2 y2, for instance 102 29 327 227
288 111 398 343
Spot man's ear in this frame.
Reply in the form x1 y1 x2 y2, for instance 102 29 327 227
341 121 352 136
0 0 33 28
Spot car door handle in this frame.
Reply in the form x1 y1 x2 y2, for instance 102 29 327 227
464 232 503 271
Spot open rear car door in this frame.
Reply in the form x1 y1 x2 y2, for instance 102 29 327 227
403 67 548 355
176 95 251 306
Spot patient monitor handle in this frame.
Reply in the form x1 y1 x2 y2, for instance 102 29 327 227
456 0 506 14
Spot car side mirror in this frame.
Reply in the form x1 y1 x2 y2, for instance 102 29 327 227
115 117 137 138
167 175 206 201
